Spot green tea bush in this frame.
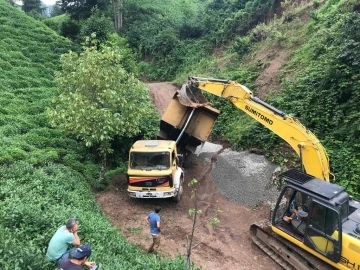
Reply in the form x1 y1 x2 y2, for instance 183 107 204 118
0 225 53 270
0 1 188 268
0 162 187 269
43 14 69 34
28 148 60 165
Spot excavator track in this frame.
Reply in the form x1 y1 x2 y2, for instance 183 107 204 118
250 220 337 270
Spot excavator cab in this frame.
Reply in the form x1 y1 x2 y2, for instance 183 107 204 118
271 169 349 264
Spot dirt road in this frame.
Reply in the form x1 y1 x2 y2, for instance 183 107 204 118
95 82 281 270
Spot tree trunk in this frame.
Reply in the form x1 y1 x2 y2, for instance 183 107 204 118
119 0 123 29
186 190 198 269
112 0 118 30
99 151 107 182
112 0 123 31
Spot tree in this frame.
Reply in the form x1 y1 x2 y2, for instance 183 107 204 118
47 37 150 182
22 0 44 14
112 0 123 30
186 178 221 269
50 3 64 17
80 8 115 44
60 18 81 40
5 0 19 7
58 0 109 20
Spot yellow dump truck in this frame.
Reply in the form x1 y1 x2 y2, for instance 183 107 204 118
127 91 219 202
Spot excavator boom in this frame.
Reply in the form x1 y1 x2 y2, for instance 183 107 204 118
180 76 331 181
179 76 360 270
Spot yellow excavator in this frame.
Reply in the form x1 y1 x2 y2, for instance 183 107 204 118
179 76 360 270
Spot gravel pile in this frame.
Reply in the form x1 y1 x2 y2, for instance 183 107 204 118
197 143 280 207
195 142 223 154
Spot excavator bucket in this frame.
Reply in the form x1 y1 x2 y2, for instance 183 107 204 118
178 80 209 107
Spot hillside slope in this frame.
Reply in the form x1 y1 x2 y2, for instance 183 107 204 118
0 2 185 269
174 0 360 199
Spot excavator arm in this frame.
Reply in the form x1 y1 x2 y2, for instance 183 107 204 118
180 76 330 181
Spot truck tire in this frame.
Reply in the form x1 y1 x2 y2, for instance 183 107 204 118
173 176 184 203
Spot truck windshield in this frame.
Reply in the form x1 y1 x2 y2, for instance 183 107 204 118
130 152 170 170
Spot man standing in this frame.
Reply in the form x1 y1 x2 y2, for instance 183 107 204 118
146 206 161 253
46 218 81 266
59 245 96 270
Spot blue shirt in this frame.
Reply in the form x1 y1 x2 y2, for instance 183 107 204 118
148 212 160 235
297 210 307 218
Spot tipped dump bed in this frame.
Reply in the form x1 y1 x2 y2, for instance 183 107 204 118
157 91 220 154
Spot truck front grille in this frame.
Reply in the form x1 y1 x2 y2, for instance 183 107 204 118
129 176 171 187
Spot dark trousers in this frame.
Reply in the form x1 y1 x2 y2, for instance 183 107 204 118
148 234 160 253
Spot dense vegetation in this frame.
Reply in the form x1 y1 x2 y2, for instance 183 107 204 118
2 0 360 268
117 0 360 198
201 0 360 198
120 0 360 197
43 0 280 80
0 1 183 269
273 0 360 196
121 0 279 80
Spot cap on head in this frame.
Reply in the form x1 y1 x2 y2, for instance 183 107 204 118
72 245 92 259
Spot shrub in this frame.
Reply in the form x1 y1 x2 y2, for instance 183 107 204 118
0 162 188 269
60 18 81 40
231 36 251 55
43 14 68 34
79 8 115 44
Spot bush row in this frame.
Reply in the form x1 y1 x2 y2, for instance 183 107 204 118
0 1 187 268
0 162 185 269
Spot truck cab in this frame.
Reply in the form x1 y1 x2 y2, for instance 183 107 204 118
126 90 219 202
127 140 184 202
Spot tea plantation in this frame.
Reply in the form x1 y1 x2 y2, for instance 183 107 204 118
0 1 186 269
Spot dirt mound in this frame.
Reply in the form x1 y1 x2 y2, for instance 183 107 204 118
147 82 178 115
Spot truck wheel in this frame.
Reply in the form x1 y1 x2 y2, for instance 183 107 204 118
173 177 184 203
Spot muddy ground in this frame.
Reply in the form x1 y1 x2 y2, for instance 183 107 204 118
95 82 281 270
